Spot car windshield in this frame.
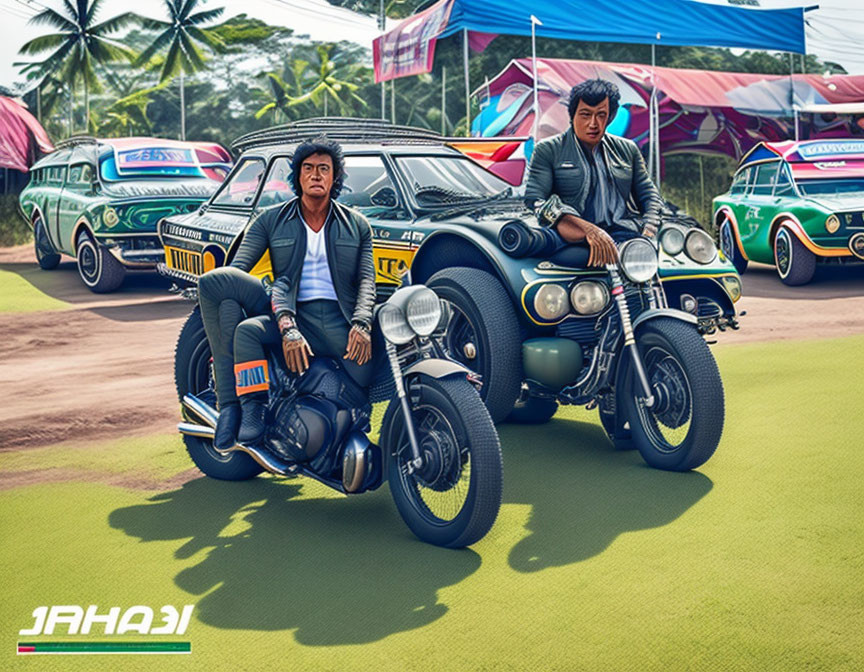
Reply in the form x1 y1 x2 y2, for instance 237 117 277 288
797 178 864 196
99 146 225 181
394 155 512 207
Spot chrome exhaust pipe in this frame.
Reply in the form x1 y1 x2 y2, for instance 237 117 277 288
224 443 297 476
182 393 219 428
178 422 215 439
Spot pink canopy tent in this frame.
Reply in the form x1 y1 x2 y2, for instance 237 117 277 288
0 96 53 172
474 59 864 164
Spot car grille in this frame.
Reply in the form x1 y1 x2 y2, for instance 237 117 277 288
166 246 204 276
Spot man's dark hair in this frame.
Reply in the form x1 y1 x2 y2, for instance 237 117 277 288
567 78 621 121
290 136 346 198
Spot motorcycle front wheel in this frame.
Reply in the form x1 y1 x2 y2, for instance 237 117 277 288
620 318 724 471
381 375 503 548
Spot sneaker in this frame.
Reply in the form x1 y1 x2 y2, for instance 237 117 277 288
214 402 241 451
238 395 267 445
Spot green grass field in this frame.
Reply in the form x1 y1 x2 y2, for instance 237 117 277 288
2 335 862 671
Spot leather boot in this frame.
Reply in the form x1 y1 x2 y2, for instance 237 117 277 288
238 393 268 445
214 402 241 451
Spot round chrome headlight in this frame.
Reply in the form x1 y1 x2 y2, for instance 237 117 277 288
103 207 119 228
406 286 442 337
570 280 609 315
534 283 569 321
619 238 658 283
659 227 686 256
378 303 414 345
684 229 717 264
825 214 840 234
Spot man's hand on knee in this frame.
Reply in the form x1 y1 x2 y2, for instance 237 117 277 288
344 323 372 367
280 316 314 374
557 215 618 266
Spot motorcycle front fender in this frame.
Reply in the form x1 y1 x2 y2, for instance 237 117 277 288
631 308 698 331
403 358 472 381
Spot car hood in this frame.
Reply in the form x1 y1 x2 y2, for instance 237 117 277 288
102 179 220 201
804 194 864 212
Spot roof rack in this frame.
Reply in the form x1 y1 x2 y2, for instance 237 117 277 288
231 117 444 152
54 136 99 150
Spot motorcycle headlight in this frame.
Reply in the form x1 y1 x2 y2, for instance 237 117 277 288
103 207 119 228
406 286 442 337
720 275 742 303
619 238 658 283
534 283 569 321
659 227 686 256
570 280 609 315
825 214 840 234
378 303 414 345
684 229 717 264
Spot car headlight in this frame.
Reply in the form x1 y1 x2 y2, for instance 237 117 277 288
534 284 569 321
378 303 414 345
406 286 442 337
570 280 609 315
659 227 686 256
103 207 119 228
619 238 658 283
684 229 717 264
825 214 840 234
720 275 742 302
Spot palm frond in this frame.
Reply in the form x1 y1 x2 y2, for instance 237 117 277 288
86 0 105 25
178 31 207 71
18 33 71 56
186 7 225 25
91 11 141 35
160 38 183 81
186 25 225 54
254 102 275 120
135 28 174 67
137 17 172 31
28 8 77 32
89 36 136 64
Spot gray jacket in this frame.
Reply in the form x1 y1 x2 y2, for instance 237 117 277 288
231 197 376 329
524 128 661 232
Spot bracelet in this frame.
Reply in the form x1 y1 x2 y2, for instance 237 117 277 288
352 322 371 334
281 327 303 343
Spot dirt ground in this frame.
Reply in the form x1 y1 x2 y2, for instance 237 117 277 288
1 244 863 451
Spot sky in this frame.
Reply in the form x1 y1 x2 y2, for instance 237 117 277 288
1 0 863 93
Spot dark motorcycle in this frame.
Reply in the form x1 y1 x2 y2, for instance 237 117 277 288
438 229 726 472
174 285 503 548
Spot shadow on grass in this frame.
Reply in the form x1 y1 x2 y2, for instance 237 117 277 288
498 416 713 573
108 477 481 645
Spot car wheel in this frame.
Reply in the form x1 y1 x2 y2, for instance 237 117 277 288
33 216 61 270
774 226 815 286
76 231 126 293
427 267 522 424
719 217 747 275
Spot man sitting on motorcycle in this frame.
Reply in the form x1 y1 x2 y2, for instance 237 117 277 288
523 78 662 266
197 137 376 451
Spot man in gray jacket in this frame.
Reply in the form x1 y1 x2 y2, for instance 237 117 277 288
524 78 661 266
197 138 376 449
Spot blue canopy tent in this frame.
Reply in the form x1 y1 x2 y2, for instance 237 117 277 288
374 0 812 181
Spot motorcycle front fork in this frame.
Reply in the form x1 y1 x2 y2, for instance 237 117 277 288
385 341 424 473
607 266 655 408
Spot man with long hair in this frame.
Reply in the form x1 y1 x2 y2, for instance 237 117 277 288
197 137 375 449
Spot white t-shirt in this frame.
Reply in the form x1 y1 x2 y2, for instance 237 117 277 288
297 211 339 302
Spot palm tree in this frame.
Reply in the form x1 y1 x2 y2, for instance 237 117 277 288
135 0 226 140
282 44 369 117
17 0 138 134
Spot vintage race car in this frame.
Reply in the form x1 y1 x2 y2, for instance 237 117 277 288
713 139 864 285
160 118 740 422
19 136 232 292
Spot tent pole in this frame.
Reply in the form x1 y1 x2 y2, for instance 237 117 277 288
442 66 447 135
789 53 799 141
651 44 660 191
391 79 395 124
531 15 542 140
463 28 470 137
380 0 386 120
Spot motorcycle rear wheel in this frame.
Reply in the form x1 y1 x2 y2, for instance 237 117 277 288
620 318 724 471
382 375 502 548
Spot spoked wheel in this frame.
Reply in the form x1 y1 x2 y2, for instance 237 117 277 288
719 217 747 275
174 307 262 481
383 375 502 548
621 318 724 471
33 216 60 270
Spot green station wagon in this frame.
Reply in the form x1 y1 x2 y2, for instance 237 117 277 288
19 136 232 292
713 139 864 285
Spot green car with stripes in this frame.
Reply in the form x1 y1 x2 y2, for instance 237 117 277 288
18 136 231 293
713 139 864 285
